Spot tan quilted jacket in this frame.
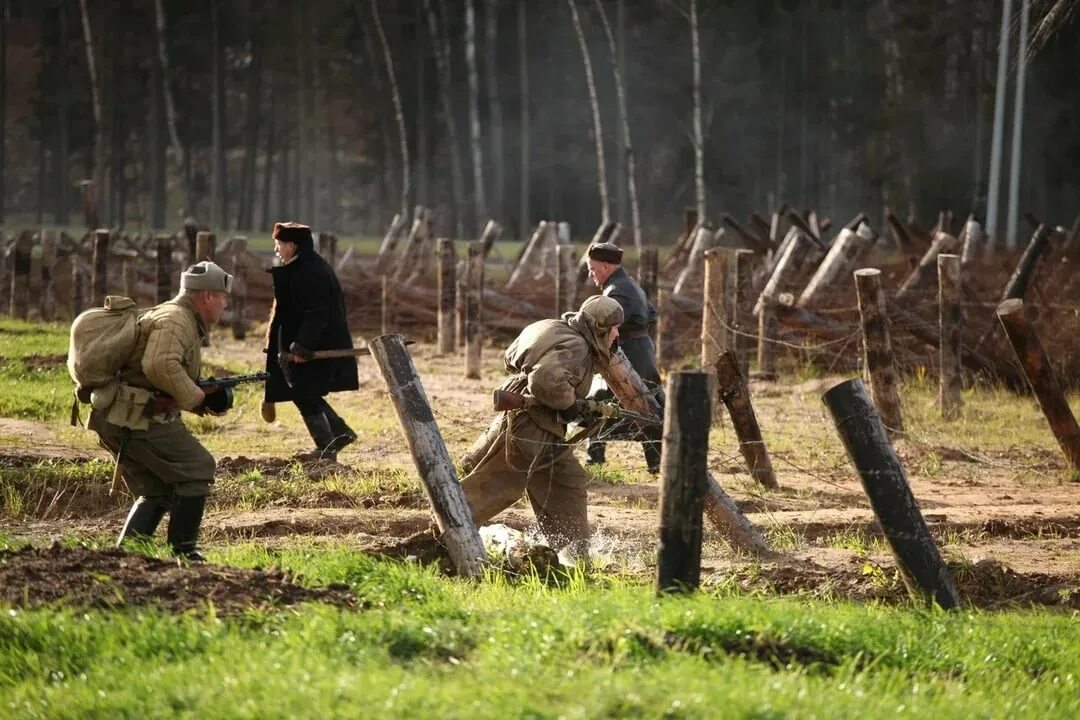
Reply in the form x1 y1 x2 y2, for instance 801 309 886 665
120 295 205 411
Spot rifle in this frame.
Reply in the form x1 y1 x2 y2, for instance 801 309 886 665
491 389 662 427
146 372 270 416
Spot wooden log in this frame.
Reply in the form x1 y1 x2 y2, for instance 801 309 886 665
231 237 248 340
195 231 216 262
155 235 173 303
822 379 960 609
437 238 457 354
720 214 770 254
381 275 392 334
479 219 502 258
325 232 338 267
120 254 137 301
71 258 85 316
555 243 576 316
729 249 756 379
455 261 466 347
464 241 484 379
854 268 903 433
182 217 199 263
768 204 788 246
715 351 778 489
996 299 1080 471
656 289 674 371
79 180 99 229
601 350 771 556
938 254 962 420
959 215 984 267
756 300 779 380
392 210 432 285
1001 224 1052 301
700 249 728 369
39 230 55 321
661 210 699 276
506 221 553 292
796 223 875 308
673 225 718 296
90 229 110 307
374 213 406 276
895 231 960 300
368 333 487 578
638 247 658 304
754 230 813 316
656 371 710 594
885 207 919 256
9 231 32 319
785 208 825 251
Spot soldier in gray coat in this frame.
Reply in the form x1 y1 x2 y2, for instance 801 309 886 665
584 242 662 473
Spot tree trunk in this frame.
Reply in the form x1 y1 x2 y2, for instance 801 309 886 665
465 0 486 232
154 0 193 218
424 0 466 238
150 34 167 228
237 3 264 231
371 0 411 221
78 0 105 227
567 0 609 223
55 0 71 225
0 0 6 223
690 0 704 221
485 0 504 222
260 74 276 231
592 0 641 252
415 3 429 208
210 0 227 228
517 0 530 236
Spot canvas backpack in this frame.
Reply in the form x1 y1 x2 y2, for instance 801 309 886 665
67 295 143 417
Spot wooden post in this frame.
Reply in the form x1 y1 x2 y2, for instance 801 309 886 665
959 216 983 267
938 254 962 420
39 230 55 321
155 235 173 303
996 299 1080 471
182 218 198 263
656 371 710 594
90 229 110 307
464 240 484 379
1002 224 1052 301
756 300 778 380
700 249 728 370
505 221 551 292
673 226 717 296
554 243 576 316
754 230 813 316
319 231 338 267
368 333 487 578
479 219 502 258
715 351 778 489
436 238 456 354
195 231 216 262
895 231 960 300
79 180 99 229
455 261 465 347
823 379 960 609
0 233 7 316
392 211 433 285
374 213 406 275
656 289 674 371
796 225 873 308
121 254 137 301
601 350 771 556
638 247 658 303
231 237 248 340
71 258 85 316
854 269 903 433
729 249 756 379
9 231 32 319
380 275 392 334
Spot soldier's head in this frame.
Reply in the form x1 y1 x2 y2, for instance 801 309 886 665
180 261 232 325
577 295 623 350
272 221 314 263
586 242 623 287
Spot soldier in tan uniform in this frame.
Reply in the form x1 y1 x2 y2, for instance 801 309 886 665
458 295 624 558
89 261 233 561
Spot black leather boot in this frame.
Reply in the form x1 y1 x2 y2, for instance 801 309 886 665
117 496 170 546
300 413 338 461
167 494 208 562
323 407 358 453
586 439 606 466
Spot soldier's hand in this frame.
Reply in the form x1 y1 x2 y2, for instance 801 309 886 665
289 341 315 362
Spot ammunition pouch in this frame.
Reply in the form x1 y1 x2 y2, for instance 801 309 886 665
104 384 153 431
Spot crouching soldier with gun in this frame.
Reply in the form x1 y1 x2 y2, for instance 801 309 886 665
87 261 236 562
456 295 627 561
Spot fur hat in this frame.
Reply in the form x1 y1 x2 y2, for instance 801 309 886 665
272 221 314 253
587 242 623 265
577 295 624 330
180 261 233 294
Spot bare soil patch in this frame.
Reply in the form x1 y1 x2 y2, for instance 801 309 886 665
0 543 359 615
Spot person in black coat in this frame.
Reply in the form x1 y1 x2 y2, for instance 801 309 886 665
263 222 359 461
584 241 663 474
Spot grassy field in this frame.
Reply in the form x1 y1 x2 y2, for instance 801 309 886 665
3 318 1080 718
1 538 1078 720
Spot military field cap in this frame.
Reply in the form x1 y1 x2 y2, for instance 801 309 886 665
272 221 314 251
180 261 233 294
578 295 624 330
587 241 623 264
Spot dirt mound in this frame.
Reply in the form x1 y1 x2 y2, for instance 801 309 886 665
218 455 348 481
0 543 360 615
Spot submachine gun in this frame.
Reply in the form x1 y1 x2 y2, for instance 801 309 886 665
147 372 270 416
491 389 661 427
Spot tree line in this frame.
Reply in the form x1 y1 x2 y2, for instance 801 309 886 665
1 0 1078 243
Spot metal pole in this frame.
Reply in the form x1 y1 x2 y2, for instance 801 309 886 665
1005 0 1029 249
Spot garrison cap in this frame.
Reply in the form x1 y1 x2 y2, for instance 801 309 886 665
180 261 233 294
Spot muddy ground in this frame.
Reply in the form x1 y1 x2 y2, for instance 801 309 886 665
1 335 1079 614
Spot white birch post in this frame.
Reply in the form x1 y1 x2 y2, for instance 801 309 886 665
368 334 486 578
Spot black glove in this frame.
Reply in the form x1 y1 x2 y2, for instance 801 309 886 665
289 341 315 361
